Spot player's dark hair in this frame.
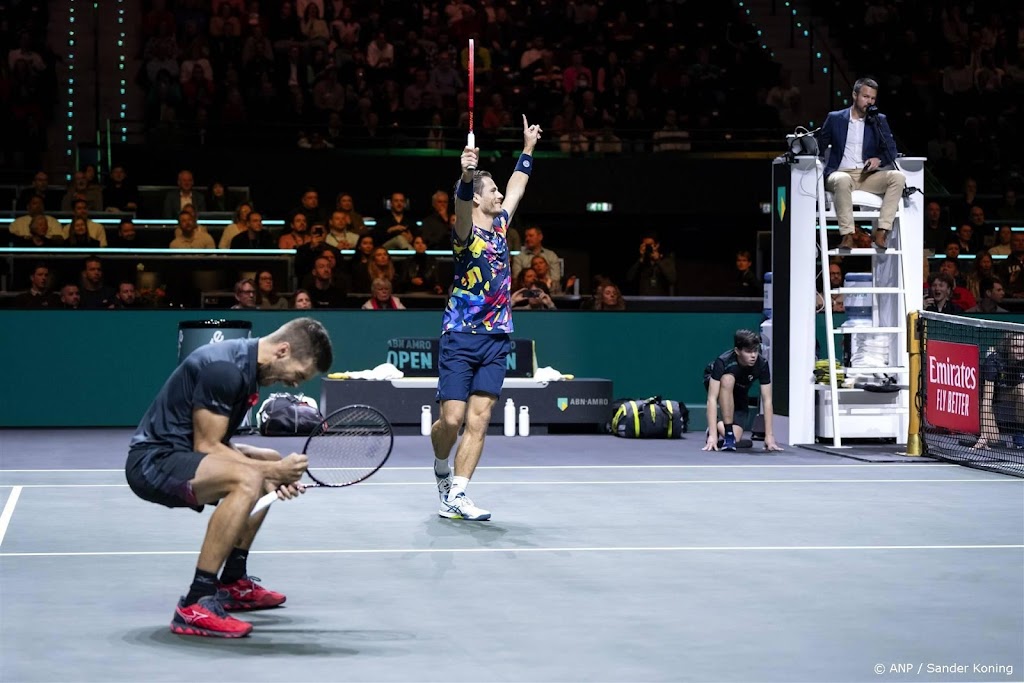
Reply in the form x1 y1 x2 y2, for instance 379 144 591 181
471 171 492 196
853 77 878 94
451 170 493 198
268 317 334 372
734 329 761 352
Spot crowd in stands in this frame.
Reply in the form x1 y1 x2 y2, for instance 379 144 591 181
4 1 1024 313
818 176 1023 317
3 162 647 310
816 0 1024 192
4 155 1023 312
137 0 782 151
0 1 59 173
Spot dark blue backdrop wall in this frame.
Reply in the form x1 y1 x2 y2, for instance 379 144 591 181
1 310 762 429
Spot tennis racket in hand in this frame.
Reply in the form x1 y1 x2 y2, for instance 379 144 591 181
466 37 476 170
251 404 393 515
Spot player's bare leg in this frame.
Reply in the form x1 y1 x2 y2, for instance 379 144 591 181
453 392 496 480
432 399 466 463
190 456 268 574
438 392 495 520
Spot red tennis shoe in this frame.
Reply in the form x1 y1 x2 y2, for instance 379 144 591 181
218 576 286 611
171 593 253 638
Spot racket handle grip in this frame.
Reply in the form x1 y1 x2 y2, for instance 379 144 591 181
466 132 476 171
251 491 279 516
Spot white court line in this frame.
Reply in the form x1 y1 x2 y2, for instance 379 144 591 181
2 544 1022 558
0 486 23 548
0 464 962 473
0 479 1019 489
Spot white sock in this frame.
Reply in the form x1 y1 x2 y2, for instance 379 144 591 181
448 476 469 500
433 458 450 477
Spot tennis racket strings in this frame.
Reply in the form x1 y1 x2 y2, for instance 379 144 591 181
305 405 393 486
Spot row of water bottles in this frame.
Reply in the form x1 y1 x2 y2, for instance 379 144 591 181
419 400 530 436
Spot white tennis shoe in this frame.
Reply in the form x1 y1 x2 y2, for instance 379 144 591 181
439 493 491 521
435 472 452 503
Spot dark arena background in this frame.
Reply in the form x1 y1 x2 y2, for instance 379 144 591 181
1 1 1022 681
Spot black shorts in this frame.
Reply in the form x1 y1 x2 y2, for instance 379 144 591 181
705 378 752 415
126 448 207 512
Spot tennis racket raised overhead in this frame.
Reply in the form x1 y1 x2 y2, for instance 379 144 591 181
466 37 476 171
251 405 393 515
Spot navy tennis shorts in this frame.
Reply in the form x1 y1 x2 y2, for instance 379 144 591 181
436 331 511 401
125 448 207 512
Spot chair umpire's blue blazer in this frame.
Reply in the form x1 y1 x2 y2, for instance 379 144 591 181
815 108 900 181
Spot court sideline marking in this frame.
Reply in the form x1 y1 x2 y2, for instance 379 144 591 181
0 479 1021 489
0 486 22 548
2 544 1022 559
0 464 963 473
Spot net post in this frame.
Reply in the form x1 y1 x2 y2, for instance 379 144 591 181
906 310 923 456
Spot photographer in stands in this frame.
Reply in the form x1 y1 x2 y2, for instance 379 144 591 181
626 232 676 296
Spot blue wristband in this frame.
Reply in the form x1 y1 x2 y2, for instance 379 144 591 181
515 153 534 176
456 179 474 201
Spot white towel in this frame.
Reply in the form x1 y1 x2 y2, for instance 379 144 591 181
533 366 574 381
328 363 405 380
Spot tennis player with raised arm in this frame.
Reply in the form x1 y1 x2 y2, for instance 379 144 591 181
430 115 542 521
125 318 333 638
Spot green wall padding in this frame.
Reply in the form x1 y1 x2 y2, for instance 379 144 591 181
0 310 763 428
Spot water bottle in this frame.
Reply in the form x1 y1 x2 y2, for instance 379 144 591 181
504 398 516 436
763 272 773 320
842 273 873 327
420 405 432 436
518 405 530 436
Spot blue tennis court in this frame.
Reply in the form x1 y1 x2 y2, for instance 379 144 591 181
1 430 1022 682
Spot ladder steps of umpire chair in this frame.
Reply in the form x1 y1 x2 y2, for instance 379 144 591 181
814 160 914 448
830 327 903 334
820 211 893 220
832 287 904 294
813 385 909 395
825 248 904 256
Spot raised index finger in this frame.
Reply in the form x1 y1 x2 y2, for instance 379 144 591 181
522 114 529 130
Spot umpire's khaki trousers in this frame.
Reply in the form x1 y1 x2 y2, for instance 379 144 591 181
826 168 906 234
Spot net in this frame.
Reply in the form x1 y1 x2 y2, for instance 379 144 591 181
919 311 1024 477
